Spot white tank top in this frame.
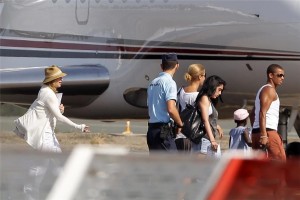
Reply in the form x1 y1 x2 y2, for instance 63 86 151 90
178 88 212 115
178 88 198 112
253 84 280 130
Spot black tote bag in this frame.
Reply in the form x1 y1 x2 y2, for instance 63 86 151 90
180 103 205 144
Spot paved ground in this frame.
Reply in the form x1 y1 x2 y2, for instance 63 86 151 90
1 116 299 152
1 116 299 200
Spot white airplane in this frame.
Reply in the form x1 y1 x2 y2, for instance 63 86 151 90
0 0 299 135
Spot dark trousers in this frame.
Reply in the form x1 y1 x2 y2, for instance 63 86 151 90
147 124 177 153
175 138 192 152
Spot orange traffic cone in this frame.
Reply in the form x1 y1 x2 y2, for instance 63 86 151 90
122 121 133 135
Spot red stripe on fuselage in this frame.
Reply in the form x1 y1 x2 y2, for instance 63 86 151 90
1 38 300 58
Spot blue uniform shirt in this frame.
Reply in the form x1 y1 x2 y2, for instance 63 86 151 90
147 72 177 123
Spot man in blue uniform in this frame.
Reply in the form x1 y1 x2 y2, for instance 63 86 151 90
147 53 184 152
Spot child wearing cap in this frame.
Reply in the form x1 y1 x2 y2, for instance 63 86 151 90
229 108 252 153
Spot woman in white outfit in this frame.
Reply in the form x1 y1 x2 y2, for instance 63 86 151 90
14 65 90 199
176 63 206 152
14 65 89 152
14 65 90 152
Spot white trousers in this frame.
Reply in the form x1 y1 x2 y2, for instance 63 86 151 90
24 129 62 199
40 128 61 153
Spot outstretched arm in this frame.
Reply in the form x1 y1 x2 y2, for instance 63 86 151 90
45 92 88 132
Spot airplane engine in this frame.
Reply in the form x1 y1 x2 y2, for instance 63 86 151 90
123 87 148 109
0 65 110 108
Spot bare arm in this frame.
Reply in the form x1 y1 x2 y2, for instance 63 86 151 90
217 124 224 139
167 99 183 127
259 86 276 145
242 128 252 147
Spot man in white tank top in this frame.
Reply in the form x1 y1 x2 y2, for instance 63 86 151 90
250 64 286 161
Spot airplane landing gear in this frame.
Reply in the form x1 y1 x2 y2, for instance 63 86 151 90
278 108 290 148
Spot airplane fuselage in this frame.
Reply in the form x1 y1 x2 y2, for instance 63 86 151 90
0 0 300 119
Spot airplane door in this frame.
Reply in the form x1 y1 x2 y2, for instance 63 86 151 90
75 0 90 25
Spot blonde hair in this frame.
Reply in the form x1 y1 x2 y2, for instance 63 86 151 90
45 81 58 93
184 64 205 82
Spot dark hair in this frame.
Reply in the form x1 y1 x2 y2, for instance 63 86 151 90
286 142 300 158
267 64 283 75
234 119 247 125
195 75 226 106
161 60 178 71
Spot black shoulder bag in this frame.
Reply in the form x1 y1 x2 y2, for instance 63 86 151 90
180 103 205 144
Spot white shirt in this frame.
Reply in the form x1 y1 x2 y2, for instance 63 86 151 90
253 84 280 130
178 88 212 115
14 85 84 150
178 88 199 112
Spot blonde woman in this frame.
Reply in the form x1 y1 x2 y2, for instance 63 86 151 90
14 65 89 152
176 64 206 152
14 65 91 199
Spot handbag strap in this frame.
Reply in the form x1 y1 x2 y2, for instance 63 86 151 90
176 86 183 112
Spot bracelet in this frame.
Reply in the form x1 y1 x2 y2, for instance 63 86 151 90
260 135 268 138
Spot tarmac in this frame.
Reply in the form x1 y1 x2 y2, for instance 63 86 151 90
1 115 298 137
1 116 299 200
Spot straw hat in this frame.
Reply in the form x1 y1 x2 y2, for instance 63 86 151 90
43 65 67 84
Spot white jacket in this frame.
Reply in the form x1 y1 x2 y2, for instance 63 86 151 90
14 85 85 150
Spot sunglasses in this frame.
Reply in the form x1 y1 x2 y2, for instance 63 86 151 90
275 73 285 78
